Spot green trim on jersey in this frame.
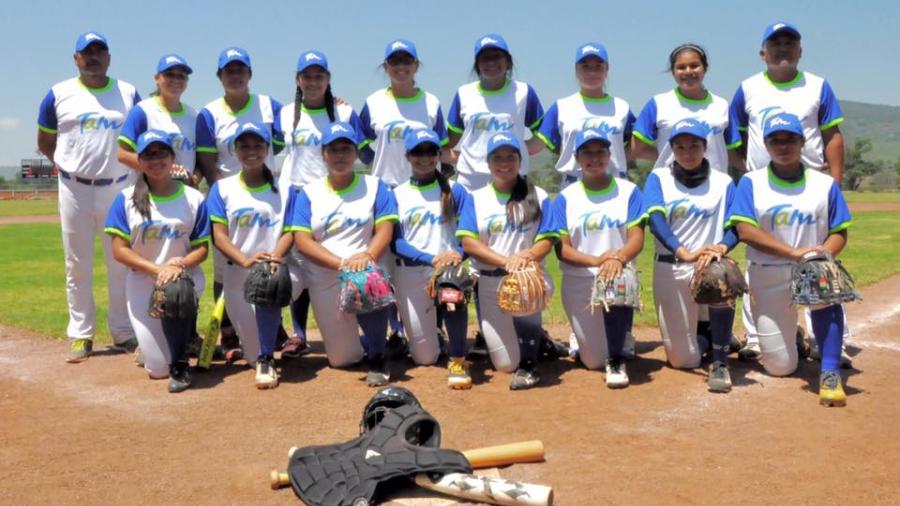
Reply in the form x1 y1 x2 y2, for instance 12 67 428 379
767 166 807 188
440 137 450 147
447 123 464 135
283 225 312 233
387 87 424 103
210 215 229 225
358 139 372 150
156 96 186 116
196 147 218 154
491 182 511 199
674 87 712 105
534 131 556 151
410 179 439 191
104 226 131 242
149 182 185 203
829 221 852 234
725 215 759 228
534 231 560 243
558 228 570 236
239 172 272 193
631 130 656 146
38 124 58 134
820 117 844 131
581 178 616 197
190 236 210 246
455 230 479 241
79 77 114 94
375 214 399 225
647 205 667 216
477 79 510 96
327 172 359 195
580 92 611 104
301 104 327 115
726 139 743 150
764 71 803 89
117 135 138 150
627 213 649 229
222 94 256 116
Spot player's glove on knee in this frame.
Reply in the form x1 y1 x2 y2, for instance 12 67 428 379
690 256 748 305
148 273 198 320
243 260 292 308
791 250 860 306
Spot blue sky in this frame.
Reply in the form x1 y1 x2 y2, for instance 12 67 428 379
1 0 895 166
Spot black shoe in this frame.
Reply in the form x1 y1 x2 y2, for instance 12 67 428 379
168 362 192 393
386 331 410 360
367 355 390 387
509 368 540 390
539 330 569 361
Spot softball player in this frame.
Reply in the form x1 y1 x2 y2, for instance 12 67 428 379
105 130 209 392
283 122 399 387
456 133 559 390
391 129 471 387
278 50 366 357
446 34 545 191
726 112 851 406
206 122 299 389
631 43 736 173
644 119 739 392
118 54 199 185
535 42 635 186
554 128 646 388
37 32 140 362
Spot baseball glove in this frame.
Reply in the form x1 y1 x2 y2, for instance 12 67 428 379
690 256 749 305
791 250 861 306
497 263 550 317
338 262 395 314
148 273 197 320
426 262 478 311
243 261 292 307
590 263 642 312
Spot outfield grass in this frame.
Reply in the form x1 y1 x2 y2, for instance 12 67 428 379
843 191 900 203
0 199 58 217
2 211 897 343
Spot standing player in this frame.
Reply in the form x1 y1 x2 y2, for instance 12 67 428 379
536 42 635 186
554 128 645 388
277 50 365 357
643 120 739 392
206 123 298 389
118 54 199 186
105 131 210 392
37 32 140 362
392 129 472 387
283 122 399 387
726 112 852 406
631 43 736 174
446 34 545 191
727 22 848 364
456 133 559 390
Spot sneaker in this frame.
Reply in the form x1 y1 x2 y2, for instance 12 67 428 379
224 347 244 364
738 340 761 361
281 335 308 359
255 357 279 389
366 356 390 387
622 332 636 360
134 347 145 367
568 333 580 358
66 338 92 363
447 358 472 390
468 331 488 360
509 368 540 390
275 325 289 351
168 362 192 393
539 331 569 361
605 358 629 388
729 334 744 354
386 331 410 360
708 361 732 393
819 371 847 407
111 337 139 354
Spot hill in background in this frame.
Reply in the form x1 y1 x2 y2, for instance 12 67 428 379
840 100 900 162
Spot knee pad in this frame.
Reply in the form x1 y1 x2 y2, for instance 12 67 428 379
761 352 797 377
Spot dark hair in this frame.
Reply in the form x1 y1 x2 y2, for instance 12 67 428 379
133 144 176 220
472 51 515 79
506 174 542 227
668 43 709 72
261 164 278 194
433 168 456 221
292 72 336 132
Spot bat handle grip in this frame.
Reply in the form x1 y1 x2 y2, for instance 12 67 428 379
270 470 290 490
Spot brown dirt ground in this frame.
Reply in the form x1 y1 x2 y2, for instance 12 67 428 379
2 276 900 506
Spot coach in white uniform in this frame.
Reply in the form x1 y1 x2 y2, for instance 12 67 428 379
37 32 140 362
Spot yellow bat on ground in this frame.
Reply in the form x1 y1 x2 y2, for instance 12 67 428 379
197 295 225 370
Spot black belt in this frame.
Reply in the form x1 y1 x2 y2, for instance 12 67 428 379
59 168 128 187
395 257 429 267
478 268 508 277
655 254 684 264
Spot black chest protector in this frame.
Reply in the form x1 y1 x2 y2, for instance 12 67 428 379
287 404 472 506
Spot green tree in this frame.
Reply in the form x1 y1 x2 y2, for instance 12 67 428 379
842 138 883 190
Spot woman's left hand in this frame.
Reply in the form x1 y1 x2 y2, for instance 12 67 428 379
696 244 727 271
156 264 184 286
505 250 535 272
433 251 462 271
598 254 625 283
343 252 373 272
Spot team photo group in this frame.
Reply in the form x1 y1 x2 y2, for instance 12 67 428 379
37 21 859 408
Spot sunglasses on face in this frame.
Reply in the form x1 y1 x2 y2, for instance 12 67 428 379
140 149 171 161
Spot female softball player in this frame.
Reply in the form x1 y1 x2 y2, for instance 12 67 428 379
554 127 645 389
631 43 737 173
105 130 209 392
644 119 739 392
726 112 852 406
207 122 299 389
391 129 472 387
456 132 559 390
277 50 366 358
446 33 545 191
283 122 399 387
535 42 635 187
118 54 199 185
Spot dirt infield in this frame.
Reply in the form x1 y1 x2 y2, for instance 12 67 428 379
2 276 900 505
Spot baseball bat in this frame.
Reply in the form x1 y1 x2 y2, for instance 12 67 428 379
197 295 225 370
463 440 545 469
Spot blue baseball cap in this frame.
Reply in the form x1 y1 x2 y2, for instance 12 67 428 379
668 118 709 144
762 22 801 45
75 31 108 52
218 47 251 70
474 33 509 57
405 129 441 152
763 112 804 139
486 132 520 156
296 50 328 73
575 128 612 151
156 53 192 74
384 39 418 61
322 122 358 146
231 122 271 145
576 42 609 63
136 130 174 155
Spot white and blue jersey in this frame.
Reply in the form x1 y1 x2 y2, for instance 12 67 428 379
119 97 198 174
725 167 851 266
536 92 634 178
455 183 558 270
643 168 734 254
206 174 284 255
196 94 284 177
104 183 210 263
447 80 544 187
37 77 140 179
553 179 645 277
393 179 469 264
633 89 734 172
359 88 448 187
728 71 843 172
278 103 364 187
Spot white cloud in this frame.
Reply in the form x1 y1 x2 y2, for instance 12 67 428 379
0 117 20 130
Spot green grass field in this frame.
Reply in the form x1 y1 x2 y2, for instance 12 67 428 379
0 199 58 217
2 210 898 343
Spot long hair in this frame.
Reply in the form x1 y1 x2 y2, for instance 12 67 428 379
292 74 336 133
261 164 278 194
132 173 153 221
433 168 456 221
506 174 541 227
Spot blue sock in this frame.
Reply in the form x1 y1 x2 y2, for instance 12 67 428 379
604 307 632 360
161 316 193 364
254 305 282 358
811 305 844 372
441 303 469 358
358 308 389 360
512 314 542 371
290 289 310 340
708 307 735 363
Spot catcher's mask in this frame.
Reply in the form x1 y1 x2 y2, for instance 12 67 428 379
359 386 423 435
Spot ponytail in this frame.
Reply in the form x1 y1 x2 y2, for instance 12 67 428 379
324 84 336 122
434 168 456 221
292 84 303 132
505 175 541 227
132 173 153 221
262 164 278 194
